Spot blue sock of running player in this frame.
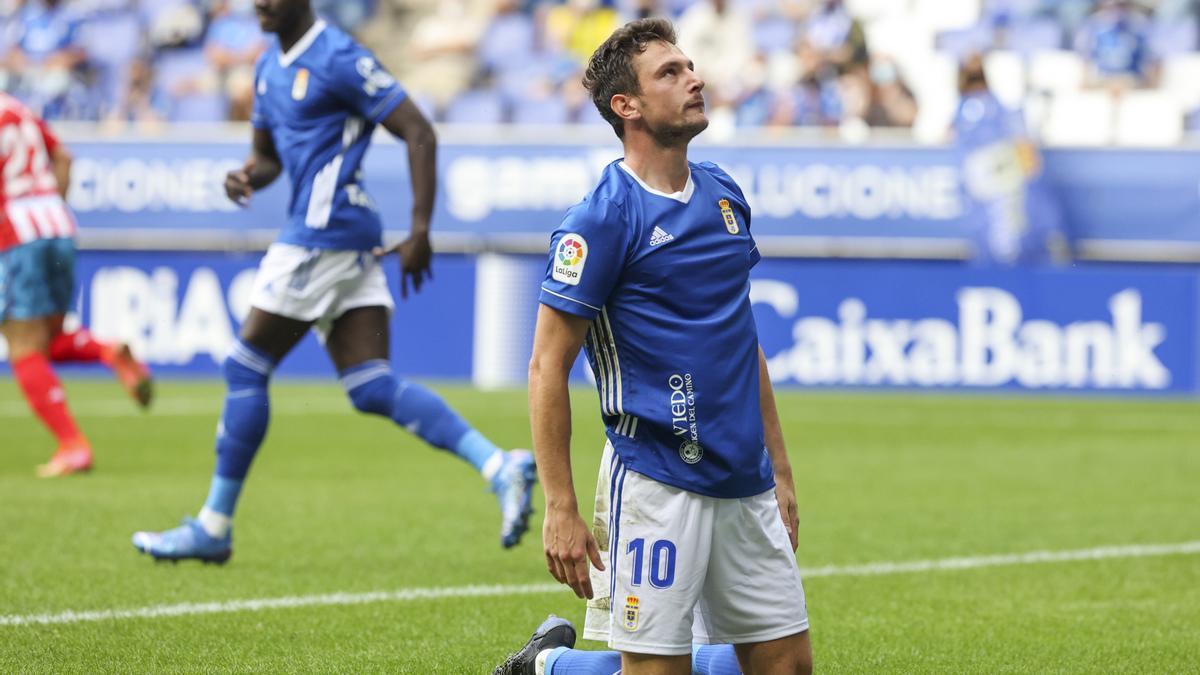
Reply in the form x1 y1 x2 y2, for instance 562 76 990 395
340 360 504 479
544 646 623 674
693 644 741 674
197 340 275 538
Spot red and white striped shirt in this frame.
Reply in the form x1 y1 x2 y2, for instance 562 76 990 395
0 93 76 252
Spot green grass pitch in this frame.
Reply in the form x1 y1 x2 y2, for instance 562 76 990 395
1 378 1198 673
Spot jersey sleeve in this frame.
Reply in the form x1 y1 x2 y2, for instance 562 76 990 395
329 43 408 123
538 197 632 320
35 117 59 155
700 161 760 267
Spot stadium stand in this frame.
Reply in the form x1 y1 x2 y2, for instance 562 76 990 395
0 0 1196 144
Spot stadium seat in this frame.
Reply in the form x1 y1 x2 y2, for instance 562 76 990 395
444 89 505 125
1041 91 1114 146
1150 17 1198 58
1027 50 1086 94
984 50 1026 109
511 96 569 125
845 0 902 21
1006 18 1065 55
1161 53 1200 109
1114 91 1184 147
910 52 958 144
912 0 981 32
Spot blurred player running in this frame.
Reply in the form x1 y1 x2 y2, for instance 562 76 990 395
131 0 536 563
0 91 152 478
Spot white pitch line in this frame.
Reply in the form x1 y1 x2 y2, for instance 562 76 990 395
2 541 1199 628
0 398 350 418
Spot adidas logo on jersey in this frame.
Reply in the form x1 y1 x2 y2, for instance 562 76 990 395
649 226 675 247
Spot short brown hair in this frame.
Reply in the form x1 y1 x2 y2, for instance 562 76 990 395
582 18 677 139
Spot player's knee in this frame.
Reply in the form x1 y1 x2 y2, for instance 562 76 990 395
341 361 397 416
222 342 273 388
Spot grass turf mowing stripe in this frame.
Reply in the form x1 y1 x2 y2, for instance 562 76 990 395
3 541 1198 628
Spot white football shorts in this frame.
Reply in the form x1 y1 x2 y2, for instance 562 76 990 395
586 442 809 655
248 243 394 340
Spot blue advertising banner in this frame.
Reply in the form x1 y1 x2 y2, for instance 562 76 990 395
748 260 1198 394
0 251 477 379
3 251 1197 396
63 139 1200 246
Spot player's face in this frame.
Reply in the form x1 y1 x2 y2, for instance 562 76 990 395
630 41 708 144
254 0 309 34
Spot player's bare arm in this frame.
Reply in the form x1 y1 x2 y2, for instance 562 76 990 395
225 128 282 205
760 346 799 552
528 304 604 599
376 98 436 297
49 145 70 200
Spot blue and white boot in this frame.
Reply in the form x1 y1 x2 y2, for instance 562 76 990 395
131 517 232 564
491 450 538 549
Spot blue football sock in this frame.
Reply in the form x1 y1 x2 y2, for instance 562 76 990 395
693 644 740 675
340 360 500 473
211 340 274 502
546 646 623 675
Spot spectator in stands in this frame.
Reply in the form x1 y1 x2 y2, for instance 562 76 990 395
543 0 619 67
802 0 868 71
1075 0 1156 90
862 57 917 127
952 54 1068 267
148 2 224 122
406 0 486 109
676 0 755 109
3 0 87 119
204 0 264 121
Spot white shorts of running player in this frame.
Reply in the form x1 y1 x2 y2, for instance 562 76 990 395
248 243 394 340
588 442 809 655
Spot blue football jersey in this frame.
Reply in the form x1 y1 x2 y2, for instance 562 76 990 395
251 19 407 251
540 160 773 499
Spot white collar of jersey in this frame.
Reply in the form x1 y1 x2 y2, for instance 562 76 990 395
278 19 327 68
618 161 695 204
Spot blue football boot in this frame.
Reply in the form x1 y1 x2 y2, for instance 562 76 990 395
131 517 232 564
493 615 577 675
491 450 538 549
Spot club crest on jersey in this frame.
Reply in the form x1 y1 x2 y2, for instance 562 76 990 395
552 233 587 286
357 57 397 96
679 440 704 464
719 198 739 234
291 68 310 101
623 596 640 631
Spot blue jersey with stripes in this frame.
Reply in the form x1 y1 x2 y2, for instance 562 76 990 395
251 19 407 251
539 160 773 499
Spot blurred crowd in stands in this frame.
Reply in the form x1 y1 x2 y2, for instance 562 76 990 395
0 0 1197 143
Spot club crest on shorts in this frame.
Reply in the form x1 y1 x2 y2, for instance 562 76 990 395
719 199 739 234
679 440 703 464
552 233 587 286
292 68 310 101
623 595 640 631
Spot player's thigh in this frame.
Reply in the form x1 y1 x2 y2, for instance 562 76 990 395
608 463 713 657
620 651 692 675
324 305 390 371
734 630 812 675
44 238 76 314
0 316 54 358
694 489 808 648
238 307 312 362
584 441 616 643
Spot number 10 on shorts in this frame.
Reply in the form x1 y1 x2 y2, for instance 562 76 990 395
627 538 677 588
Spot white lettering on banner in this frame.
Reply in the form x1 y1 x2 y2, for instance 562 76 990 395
89 266 247 365
443 153 962 222
751 283 1170 390
69 158 242 213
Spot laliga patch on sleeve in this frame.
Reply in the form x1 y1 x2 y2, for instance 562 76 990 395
552 233 588 286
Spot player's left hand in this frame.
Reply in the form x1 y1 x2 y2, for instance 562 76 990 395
774 473 799 552
374 231 432 299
